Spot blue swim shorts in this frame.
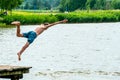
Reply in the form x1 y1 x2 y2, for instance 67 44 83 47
23 31 37 44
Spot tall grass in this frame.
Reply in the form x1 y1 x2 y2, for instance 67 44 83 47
56 10 120 23
3 14 58 24
2 10 120 25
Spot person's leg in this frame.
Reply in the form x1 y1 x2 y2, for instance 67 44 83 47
16 25 23 37
17 42 30 61
11 21 23 37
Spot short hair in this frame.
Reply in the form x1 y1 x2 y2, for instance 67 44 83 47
44 22 49 25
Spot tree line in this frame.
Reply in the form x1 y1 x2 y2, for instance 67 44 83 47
0 0 120 13
21 0 60 10
22 0 120 11
59 0 120 12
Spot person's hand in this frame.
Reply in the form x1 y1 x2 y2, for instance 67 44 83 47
62 19 68 23
11 21 20 26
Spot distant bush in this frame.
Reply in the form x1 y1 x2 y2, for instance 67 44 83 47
55 10 119 23
2 10 120 25
3 14 58 24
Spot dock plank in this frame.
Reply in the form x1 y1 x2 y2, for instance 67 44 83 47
0 65 32 80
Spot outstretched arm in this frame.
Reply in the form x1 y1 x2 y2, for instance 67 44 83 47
45 19 68 28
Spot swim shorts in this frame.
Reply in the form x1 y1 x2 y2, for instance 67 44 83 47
23 31 37 44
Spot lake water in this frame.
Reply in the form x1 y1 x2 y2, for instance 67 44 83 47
0 23 120 80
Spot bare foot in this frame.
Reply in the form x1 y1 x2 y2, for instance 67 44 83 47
17 53 21 61
11 21 20 26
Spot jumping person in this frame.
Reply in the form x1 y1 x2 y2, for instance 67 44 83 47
11 19 68 61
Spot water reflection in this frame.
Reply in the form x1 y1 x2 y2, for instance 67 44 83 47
35 70 120 77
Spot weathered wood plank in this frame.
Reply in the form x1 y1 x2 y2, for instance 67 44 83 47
0 65 32 80
0 65 32 71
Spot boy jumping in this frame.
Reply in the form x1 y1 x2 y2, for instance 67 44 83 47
11 19 68 61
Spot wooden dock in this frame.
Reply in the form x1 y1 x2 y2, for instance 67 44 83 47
0 65 32 80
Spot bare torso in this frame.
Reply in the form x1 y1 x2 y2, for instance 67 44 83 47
34 24 46 36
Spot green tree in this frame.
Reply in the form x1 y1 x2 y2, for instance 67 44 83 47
21 0 60 10
86 0 91 12
94 0 106 9
24 2 30 9
0 0 23 13
59 0 87 12
44 0 51 10
53 0 60 8
59 0 66 12
89 0 96 9
111 0 120 9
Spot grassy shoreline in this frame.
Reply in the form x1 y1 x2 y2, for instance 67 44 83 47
0 10 120 26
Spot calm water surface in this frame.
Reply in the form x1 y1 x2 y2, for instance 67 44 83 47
0 23 120 80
